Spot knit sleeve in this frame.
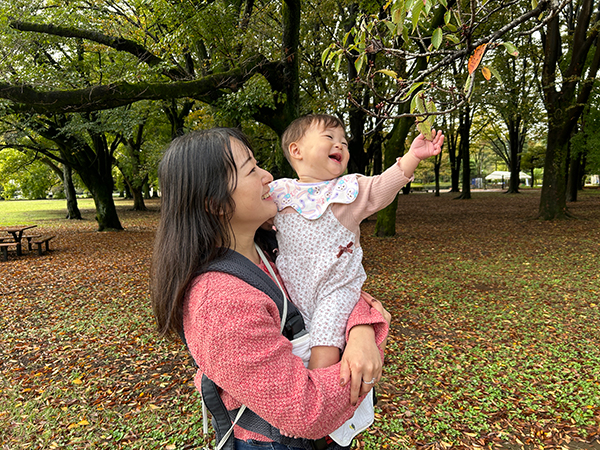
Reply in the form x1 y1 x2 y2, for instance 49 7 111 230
183 272 385 439
349 157 414 222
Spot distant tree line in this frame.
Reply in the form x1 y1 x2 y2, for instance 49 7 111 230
0 0 598 231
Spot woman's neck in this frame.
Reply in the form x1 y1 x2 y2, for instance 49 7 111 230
230 233 260 264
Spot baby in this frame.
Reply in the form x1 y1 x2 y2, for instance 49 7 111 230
269 114 443 445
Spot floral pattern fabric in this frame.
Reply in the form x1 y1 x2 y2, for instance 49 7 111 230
269 175 359 220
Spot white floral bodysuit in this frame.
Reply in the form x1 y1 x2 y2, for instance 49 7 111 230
269 160 413 350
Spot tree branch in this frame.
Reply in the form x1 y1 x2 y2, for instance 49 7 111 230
0 55 269 114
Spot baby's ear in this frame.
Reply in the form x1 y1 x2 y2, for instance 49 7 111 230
288 142 303 161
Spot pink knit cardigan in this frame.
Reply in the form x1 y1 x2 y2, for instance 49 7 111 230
183 261 388 442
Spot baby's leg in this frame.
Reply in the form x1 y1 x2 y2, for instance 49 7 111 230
308 345 341 369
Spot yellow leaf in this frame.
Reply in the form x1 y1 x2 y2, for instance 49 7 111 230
78 419 89 426
73 378 83 385
481 66 491 80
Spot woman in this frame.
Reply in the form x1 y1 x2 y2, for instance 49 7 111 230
151 128 390 450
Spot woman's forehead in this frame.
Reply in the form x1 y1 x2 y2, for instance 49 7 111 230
230 138 254 164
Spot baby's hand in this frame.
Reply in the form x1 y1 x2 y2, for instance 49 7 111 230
409 129 444 160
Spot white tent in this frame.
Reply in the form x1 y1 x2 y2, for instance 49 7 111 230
485 171 531 180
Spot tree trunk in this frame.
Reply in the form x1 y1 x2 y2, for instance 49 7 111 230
506 116 524 194
77 134 123 231
370 130 383 176
124 176 147 211
567 149 583 202
457 104 471 199
374 117 411 236
539 126 570 219
63 164 82 220
434 151 442 197
447 130 460 192
539 1 600 218
86 178 123 231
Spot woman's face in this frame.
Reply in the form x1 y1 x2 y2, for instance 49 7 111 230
228 139 277 238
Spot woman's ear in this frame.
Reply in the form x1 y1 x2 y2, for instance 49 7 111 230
288 142 303 162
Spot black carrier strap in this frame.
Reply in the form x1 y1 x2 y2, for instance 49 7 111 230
184 249 337 450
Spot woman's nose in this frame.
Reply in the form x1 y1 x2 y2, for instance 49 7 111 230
261 168 273 184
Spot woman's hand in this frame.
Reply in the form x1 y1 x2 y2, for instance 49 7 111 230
340 324 380 405
340 292 391 404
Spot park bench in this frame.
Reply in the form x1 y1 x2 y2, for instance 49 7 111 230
21 234 42 252
31 235 56 256
0 241 22 262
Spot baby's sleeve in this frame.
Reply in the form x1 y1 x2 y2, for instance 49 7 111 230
352 159 414 222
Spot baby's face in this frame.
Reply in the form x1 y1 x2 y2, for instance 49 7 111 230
294 123 349 183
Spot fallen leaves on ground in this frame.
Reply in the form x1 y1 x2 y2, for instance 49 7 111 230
1 190 599 449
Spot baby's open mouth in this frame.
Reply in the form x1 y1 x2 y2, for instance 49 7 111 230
329 153 342 162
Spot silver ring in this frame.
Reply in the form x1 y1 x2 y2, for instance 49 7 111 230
362 377 376 385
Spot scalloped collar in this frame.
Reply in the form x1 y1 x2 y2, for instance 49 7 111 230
269 174 359 220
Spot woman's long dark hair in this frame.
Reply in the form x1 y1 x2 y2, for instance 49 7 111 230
151 128 253 339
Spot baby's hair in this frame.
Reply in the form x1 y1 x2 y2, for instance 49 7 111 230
281 114 345 165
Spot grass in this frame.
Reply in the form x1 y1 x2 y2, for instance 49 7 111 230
1 190 599 449
0 198 98 226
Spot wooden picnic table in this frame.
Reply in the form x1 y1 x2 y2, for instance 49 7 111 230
0 225 37 257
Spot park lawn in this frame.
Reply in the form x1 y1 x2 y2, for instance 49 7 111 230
0 190 599 449
0 198 99 226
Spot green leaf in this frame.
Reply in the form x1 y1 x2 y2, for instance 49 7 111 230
432 28 443 49
463 73 472 94
412 1 423 32
392 6 403 24
444 10 451 25
446 33 459 44
424 0 432 16
415 93 426 113
354 53 367 74
383 19 397 35
343 31 352 47
321 47 332 66
446 23 457 32
502 42 519 57
532 0 538 8
439 0 447 8
334 53 343 72
410 94 418 113
488 65 504 85
403 81 425 100
453 10 462 26
417 119 433 140
376 69 399 79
